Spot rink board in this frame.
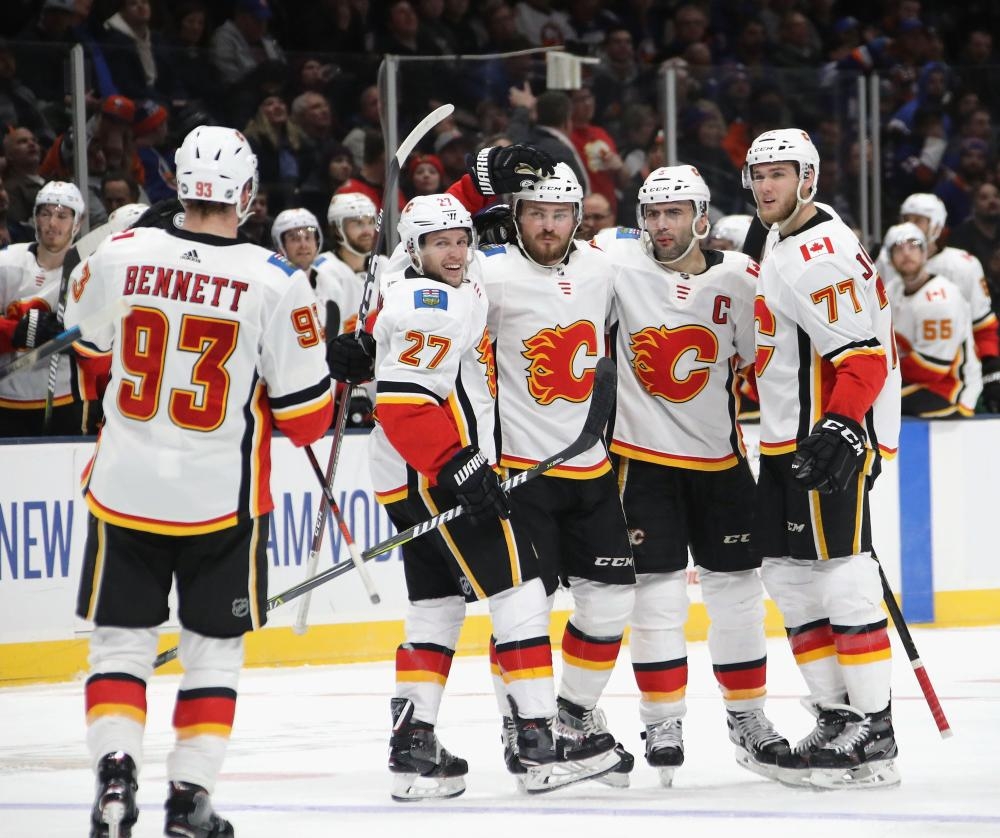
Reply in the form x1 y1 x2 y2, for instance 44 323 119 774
1 420 998 684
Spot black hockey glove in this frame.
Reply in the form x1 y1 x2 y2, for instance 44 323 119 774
131 198 184 230
437 445 510 525
327 332 375 383
474 204 516 246
468 144 555 196
791 413 867 494
980 355 1000 413
12 310 63 349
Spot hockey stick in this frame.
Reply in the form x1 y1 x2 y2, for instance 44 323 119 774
152 357 617 669
303 442 381 604
291 104 455 629
878 563 952 738
42 247 80 433
0 297 131 382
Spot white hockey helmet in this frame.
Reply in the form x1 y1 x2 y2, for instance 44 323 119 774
174 126 258 223
511 162 583 266
271 207 323 256
638 166 711 214
899 193 947 243
107 202 149 233
327 192 377 256
743 128 820 232
883 221 927 253
398 193 474 274
710 214 753 249
34 180 86 237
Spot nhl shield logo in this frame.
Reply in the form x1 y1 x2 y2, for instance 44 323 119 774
232 598 249 618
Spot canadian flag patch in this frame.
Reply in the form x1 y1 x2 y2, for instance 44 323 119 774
800 236 835 261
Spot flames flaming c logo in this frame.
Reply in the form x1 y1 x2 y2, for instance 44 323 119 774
629 325 719 403
522 320 597 405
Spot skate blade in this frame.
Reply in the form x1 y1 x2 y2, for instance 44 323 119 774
808 759 901 789
656 766 676 788
390 773 466 802
523 749 622 794
102 800 126 838
733 746 784 782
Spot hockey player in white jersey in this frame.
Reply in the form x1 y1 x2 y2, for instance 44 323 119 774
466 161 637 785
66 126 334 838
882 222 981 416
745 128 901 788
334 193 618 800
708 213 754 251
595 166 791 785
320 192 378 335
877 192 1000 412
0 180 85 436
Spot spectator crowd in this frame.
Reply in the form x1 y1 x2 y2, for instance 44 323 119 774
3 0 1000 434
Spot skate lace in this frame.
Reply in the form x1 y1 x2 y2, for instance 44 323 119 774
823 715 872 755
793 699 854 755
583 706 611 737
731 710 784 749
645 718 683 750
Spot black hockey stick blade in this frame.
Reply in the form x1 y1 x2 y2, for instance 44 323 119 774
152 357 618 669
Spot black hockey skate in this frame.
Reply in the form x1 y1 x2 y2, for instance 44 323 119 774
388 697 468 801
501 715 527 776
164 782 234 838
556 697 634 788
774 699 854 786
90 752 138 838
641 717 684 787
807 704 900 788
508 698 619 793
727 708 791 781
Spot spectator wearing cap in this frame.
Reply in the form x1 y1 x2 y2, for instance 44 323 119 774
209 0 285 89
433 129 470 187
101 0 178 104
133 99 176 202
0 39 55 145
2 128 44 226
16 0 115 114
405 153 444 198
243 94 306 216
936 137 992 227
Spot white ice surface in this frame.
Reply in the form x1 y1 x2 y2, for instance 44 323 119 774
2 627 998 837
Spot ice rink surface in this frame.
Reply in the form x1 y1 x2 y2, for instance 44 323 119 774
2 626 998 838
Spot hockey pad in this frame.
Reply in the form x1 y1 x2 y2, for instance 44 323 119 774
474 203 515 246
437 445 510 524
567 578 634 638
791 413 866 494
981 355 1000 413
468 145 556 196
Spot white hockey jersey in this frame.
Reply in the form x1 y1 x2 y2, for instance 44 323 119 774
888 275 982 413
64 226 334 534
369 258 497 502
878 244 996 339
597 227 757 469
0 243 73 407
755 208 901 462
312 251 385 336
480 239 616 478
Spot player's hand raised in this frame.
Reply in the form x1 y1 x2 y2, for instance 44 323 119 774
468 144 556 196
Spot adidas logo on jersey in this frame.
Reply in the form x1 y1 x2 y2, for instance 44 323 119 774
181 249 201 263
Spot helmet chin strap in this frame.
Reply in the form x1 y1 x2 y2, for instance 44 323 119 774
771 169 816 236
643 214 709 268
340 223 369 257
